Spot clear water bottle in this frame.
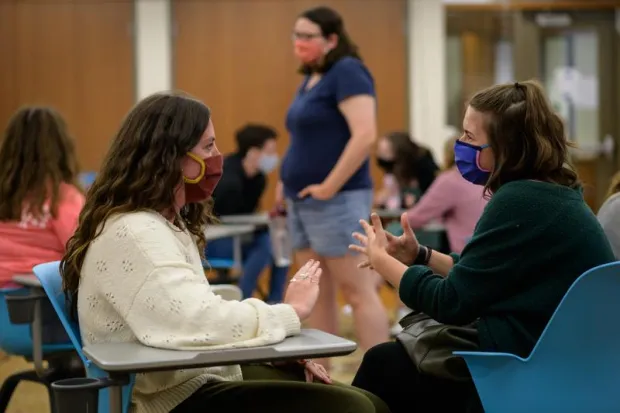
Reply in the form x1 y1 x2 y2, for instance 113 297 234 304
269 205 292 267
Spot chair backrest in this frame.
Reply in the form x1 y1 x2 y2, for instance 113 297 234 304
33 261 87 366
78 171 97 189
528 261 620 364
0 287 34 356
204 238 236 269
34 261 135 413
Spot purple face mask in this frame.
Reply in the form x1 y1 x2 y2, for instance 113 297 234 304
454 141 491 185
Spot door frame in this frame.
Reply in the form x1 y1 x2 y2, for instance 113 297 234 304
516 10 619 210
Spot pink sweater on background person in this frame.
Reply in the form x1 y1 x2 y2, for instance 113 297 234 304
0 183 84 287
406 167 488 253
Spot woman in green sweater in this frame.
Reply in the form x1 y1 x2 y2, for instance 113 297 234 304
351 80 616 413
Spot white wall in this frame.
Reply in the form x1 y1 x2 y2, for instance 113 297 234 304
134 0 172 100
407 0 447 164
494 40 515 84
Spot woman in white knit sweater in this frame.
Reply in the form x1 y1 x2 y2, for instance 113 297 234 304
59 92 389 413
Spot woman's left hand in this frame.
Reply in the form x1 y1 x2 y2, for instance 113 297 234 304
271 359 332 384
354 213 389 269
298 183 336 201
300 359 332 384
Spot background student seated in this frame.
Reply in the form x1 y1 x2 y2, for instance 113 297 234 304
597 171 620 259
211 124 289 303
0 106 84 288
374 131 439 210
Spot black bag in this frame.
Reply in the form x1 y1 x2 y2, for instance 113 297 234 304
395 311 479 382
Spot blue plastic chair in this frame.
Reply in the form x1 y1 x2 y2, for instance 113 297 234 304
1 287 37 356
78 172 97 190
0 286 77 412
33 261 134 413
204 238 236 271
204 239 239 285
0 287 72 356
455 261 620 413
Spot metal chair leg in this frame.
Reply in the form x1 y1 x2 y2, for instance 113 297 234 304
0 370 40 413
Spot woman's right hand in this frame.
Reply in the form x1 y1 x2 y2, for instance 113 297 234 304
351 212 419 268
283 260 322 321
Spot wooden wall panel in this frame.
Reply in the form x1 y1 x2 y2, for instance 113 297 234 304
72 2 135 170
0 0 134 172
0 1 17 130
447 0 620 11
461 30 496 101
173 0 407 210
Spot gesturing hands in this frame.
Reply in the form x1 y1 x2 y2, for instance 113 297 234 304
350 212 420 269
283 260 322 321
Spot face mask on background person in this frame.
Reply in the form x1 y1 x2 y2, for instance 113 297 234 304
376 158 395 174
259 154 280 174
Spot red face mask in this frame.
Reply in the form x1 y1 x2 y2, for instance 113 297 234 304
294 40 324 64
183 153 223 204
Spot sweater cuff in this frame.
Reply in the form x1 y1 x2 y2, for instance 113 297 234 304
398 265 430 308
449 252 460 265
271 304 301 337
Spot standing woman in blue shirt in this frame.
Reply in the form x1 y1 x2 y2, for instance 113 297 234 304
279 6 390 370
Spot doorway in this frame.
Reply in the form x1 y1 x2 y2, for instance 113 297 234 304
533 11 619 210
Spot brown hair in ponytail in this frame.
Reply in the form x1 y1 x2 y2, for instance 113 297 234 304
468 80 580 195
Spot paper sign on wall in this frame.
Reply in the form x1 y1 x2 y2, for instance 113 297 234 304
550 67 599 110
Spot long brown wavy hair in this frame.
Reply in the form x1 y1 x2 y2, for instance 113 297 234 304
469 80 580 196
0 106 81 221
60 92 216 315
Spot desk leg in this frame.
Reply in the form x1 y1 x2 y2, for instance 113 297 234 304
232 236 242 272
109 385 122 413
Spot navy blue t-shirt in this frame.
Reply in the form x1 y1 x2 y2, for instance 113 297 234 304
281 56 375 200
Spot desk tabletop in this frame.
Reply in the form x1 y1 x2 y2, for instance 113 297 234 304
219 213 270 226
374 208 406 219
84 329 356 373
373 209 446 232
12 274 42 288
421 221 446 232
204 224 255 241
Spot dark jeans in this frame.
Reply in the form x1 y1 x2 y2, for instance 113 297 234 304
352 341 478 413
171 364 391 413
207 230 289 302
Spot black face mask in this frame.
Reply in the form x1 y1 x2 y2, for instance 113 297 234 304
376 158 395 173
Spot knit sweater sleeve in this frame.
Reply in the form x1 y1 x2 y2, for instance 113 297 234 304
399 186 545 325
93 213 300 350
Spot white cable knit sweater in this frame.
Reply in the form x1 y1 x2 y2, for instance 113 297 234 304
78 211 301 413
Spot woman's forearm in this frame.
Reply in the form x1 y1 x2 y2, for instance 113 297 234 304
323 134 374 192
428 250 454 277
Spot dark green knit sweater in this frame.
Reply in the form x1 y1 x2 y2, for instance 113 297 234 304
399 180 615 357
